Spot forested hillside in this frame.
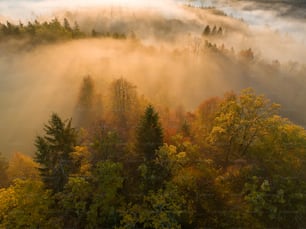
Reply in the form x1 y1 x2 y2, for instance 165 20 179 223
0 3 306 228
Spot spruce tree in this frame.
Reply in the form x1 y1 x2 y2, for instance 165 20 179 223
203 25 210 36
135 105 164 192
136 105 163 162
35 113 77 192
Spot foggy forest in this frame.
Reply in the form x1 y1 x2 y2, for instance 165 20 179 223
1 0 306 228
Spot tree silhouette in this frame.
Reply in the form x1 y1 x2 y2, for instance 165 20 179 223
35 113 77 192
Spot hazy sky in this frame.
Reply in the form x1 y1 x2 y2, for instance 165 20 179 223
0 0 178 20
0 0 305 43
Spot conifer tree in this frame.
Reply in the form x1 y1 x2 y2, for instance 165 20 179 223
135 105 163 192
136 105 163 162
35 113 77 192
203 25 210 36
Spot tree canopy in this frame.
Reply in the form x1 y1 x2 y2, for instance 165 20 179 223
1 85 306 228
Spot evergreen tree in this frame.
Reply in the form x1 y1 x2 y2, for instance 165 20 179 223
35 113 77 192
202 25 210 36
72 21 83 38
63 18 72 32
135 105 164 193
217 27 223 35
211 25 217 35
136 105 163 162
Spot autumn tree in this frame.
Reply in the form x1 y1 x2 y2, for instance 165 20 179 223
0 179 56 228
0 152 8 188
192 97 221 150
208 88 279 167
7 152 39 182
35 113 78 192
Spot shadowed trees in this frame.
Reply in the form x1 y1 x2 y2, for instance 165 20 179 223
34 113 78 192
136 105 163 163
74 76 100 128
0 153 8 188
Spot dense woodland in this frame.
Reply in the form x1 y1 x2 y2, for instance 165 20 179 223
1 75 306 228
1 11 306 228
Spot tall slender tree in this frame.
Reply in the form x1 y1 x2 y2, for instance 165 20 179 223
74 75 97 128
110 78 138 131
134 105 164 193
35 113 77 192
136 105 163 162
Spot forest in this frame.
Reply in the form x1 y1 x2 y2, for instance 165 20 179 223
0 1 306 228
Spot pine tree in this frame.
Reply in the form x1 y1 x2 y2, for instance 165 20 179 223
35 113 77 192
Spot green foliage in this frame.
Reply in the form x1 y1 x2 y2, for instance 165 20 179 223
0 18 85 45
58 161 123 228
91 29 127 39
136 105 163 162
120 184 185 229
59 177 92 228
1 87 306 228
135 105 164 192
244 176 306 228
89 121 123 163
35 113 77 192
86 161 124 228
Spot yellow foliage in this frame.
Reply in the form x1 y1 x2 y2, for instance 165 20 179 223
6 152 39 182
70 146 92 177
